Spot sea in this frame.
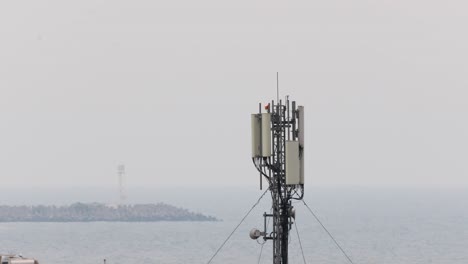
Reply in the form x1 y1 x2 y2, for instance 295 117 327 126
0 186 467 264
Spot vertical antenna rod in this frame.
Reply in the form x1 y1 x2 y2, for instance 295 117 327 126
277 72 279 103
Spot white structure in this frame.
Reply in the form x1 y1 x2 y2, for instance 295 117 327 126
1 255 39 264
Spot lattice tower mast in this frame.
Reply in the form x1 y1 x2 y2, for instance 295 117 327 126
250 95 305 264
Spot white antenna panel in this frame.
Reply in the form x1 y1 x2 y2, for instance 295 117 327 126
298 106 304 146
251 114 262 157
261 113 272 157
298 106 305 184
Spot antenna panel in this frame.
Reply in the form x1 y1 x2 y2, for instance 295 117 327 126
300 151 305 184
286 141 300 185
251 114 262 157
298 106 304 184
298 106 304 146
261 113 272 157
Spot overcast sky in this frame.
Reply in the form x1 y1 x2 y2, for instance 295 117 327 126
0 0 467 188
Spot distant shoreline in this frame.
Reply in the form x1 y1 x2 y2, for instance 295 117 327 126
0 202 219 222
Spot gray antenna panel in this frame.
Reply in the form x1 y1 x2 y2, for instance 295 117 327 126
286 141 300 185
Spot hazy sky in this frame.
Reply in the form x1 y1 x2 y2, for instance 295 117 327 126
0 0 467 188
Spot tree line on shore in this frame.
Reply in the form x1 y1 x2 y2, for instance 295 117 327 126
0 203 218 222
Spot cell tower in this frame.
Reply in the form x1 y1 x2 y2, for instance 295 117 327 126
249 93 305 264
117 164 126 205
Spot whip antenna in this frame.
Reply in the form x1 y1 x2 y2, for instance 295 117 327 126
277 72 279 103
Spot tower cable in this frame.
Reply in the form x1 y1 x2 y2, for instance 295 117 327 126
257 241 265 264
302 200 355 264
294 221 307 264
206 189 269 264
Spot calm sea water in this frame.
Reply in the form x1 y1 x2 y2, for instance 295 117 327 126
1 187 467 264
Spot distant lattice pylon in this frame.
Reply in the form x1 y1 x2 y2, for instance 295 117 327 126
117 164 126 205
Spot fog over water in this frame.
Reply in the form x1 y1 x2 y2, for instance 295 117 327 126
1 187 467 264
